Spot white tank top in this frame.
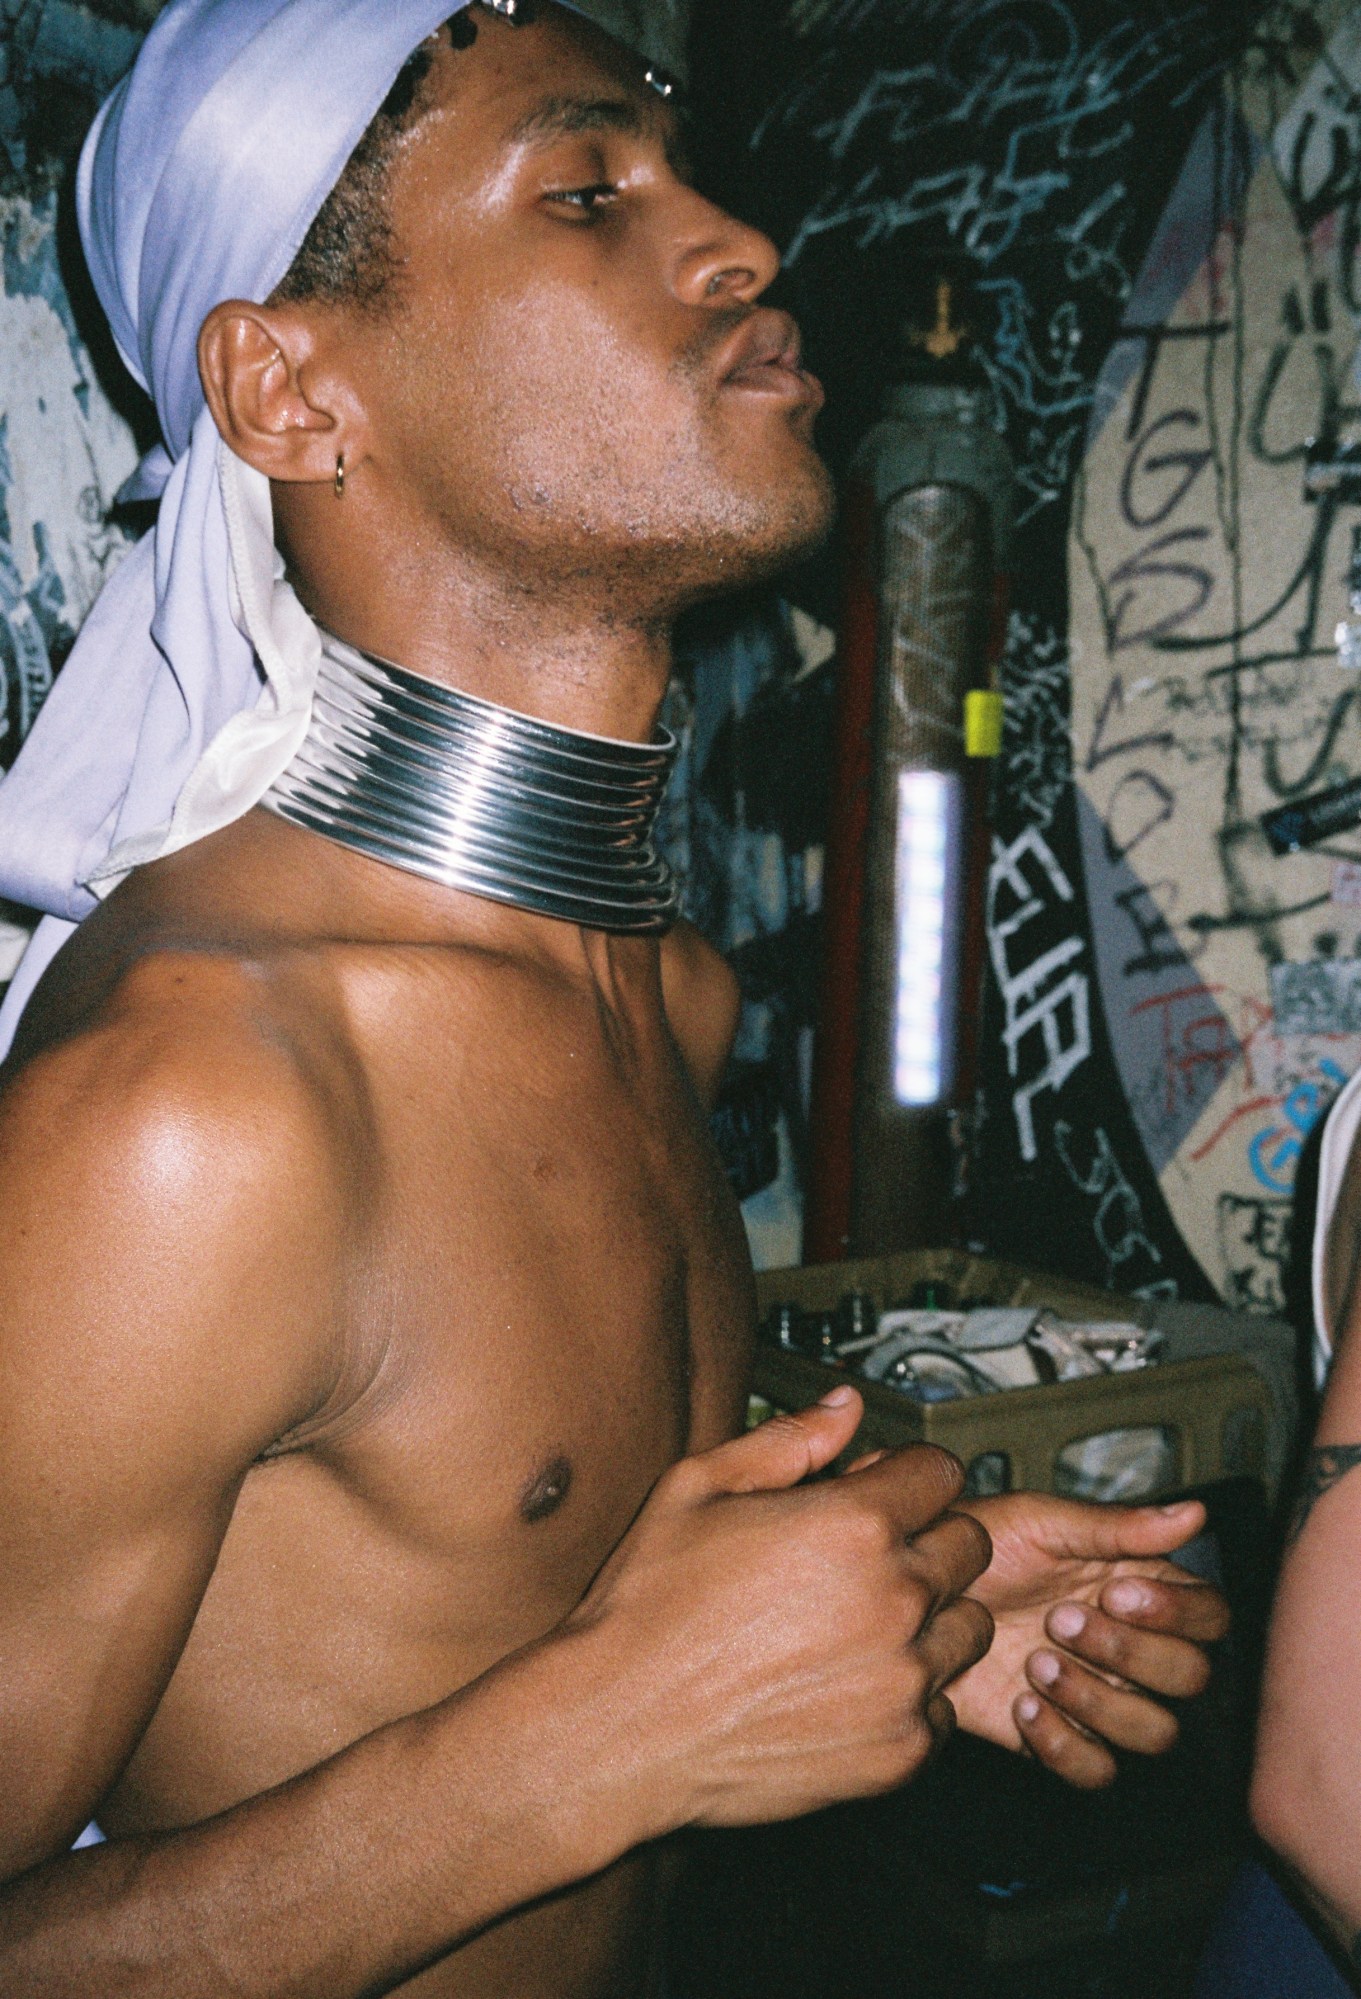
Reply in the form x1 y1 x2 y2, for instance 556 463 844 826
1313 1061 1361 1385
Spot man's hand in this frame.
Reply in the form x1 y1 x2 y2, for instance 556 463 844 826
566 1387 994 1838
946 1491 1230 1788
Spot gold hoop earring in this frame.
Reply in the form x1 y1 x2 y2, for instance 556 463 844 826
335 452 346 499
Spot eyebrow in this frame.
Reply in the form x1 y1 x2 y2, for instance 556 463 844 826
506 96 648 149
505 92 691 176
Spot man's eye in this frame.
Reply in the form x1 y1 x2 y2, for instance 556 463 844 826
545 183 618 218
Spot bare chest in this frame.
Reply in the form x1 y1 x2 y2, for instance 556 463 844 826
113 984 755 1831
348 1034 755 1586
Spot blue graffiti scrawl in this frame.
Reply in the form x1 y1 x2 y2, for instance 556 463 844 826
0 3 147 974
0 1 146 772
0 0 154 797
0 182 138 774
0 411 67 761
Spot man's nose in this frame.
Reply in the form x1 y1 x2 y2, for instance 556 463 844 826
674 195 781 307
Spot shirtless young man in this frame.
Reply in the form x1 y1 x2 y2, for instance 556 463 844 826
0 5 1229 1994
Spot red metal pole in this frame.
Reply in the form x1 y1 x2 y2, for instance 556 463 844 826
805 479 880 1263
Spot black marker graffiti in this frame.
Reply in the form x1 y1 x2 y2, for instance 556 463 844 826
1053 1117 1168 1289
692 0 1268 1302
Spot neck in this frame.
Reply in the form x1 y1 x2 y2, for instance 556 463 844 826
260 628 680 937
278 492 675 744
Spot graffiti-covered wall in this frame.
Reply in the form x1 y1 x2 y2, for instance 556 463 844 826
691 0 1361 1308
1069 6 1361 1314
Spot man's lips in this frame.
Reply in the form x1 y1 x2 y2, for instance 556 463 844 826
717 309 824 410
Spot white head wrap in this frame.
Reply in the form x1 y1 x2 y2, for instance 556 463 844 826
0 0 692 1050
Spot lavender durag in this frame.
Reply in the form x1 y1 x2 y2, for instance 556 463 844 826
0 0 491 1054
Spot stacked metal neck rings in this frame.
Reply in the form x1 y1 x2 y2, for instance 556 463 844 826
262 632 681 934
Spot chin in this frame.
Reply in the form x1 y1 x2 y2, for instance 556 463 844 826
667 519 833 615
704 453 837 592
535 438 837 612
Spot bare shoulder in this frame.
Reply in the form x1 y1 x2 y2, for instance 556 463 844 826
0 948 363 1453
0 943 365 1181
660 919 741 1110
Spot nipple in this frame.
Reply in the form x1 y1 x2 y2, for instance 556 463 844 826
520 1456 573 1524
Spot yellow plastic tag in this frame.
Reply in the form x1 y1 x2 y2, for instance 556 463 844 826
965 689 1005 757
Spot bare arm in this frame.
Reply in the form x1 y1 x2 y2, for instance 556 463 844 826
1252 1291 1361 1962
0 998 647 1993
0 984 989 1999
3 1396 992 1994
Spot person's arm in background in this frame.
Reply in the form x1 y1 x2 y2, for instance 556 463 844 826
1252 1271 1361 1965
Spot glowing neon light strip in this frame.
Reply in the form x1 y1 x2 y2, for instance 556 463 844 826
893 769 961 1107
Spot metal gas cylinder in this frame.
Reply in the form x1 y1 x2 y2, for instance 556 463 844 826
807 277 1016 1260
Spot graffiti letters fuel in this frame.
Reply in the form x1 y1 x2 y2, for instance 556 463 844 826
986 826 1092 1162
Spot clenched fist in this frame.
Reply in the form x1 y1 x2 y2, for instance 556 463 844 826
565 1385 993 1839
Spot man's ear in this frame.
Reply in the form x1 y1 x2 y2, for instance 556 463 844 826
198 301 358 485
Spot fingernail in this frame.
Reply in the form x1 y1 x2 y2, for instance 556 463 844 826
1159 1501 1194 1515
1049 1604 1086 1642
1031 1651 1061 1687
1107 1580 1150 1615
818 1385 856 1408
1017 1694 1041 1723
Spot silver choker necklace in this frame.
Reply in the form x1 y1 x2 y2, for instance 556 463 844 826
261 633 681 934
